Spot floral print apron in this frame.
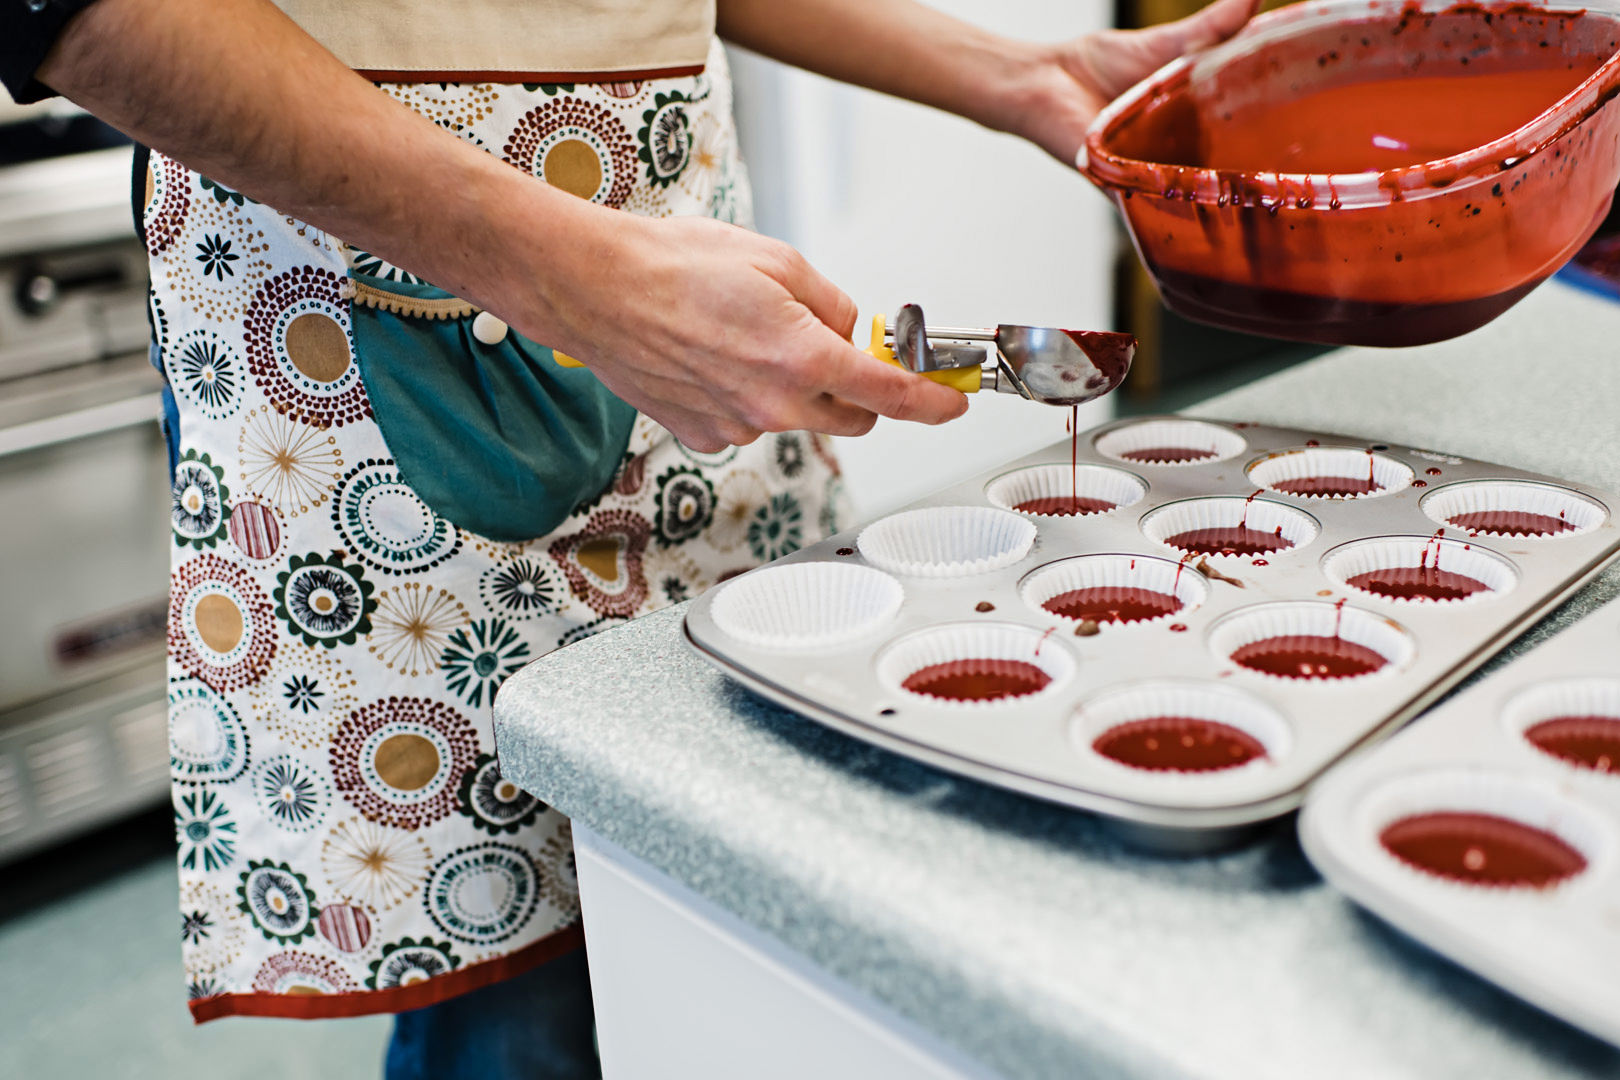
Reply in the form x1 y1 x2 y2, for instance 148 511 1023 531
149 41 846 1021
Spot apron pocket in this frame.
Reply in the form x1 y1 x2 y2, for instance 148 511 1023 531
348 274 636 542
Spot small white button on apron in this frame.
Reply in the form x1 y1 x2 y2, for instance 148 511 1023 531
472 311 508 345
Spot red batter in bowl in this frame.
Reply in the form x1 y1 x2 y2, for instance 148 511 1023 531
1081 0 1620 346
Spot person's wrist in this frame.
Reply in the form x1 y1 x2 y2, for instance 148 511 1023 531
460 163 637 356
972 37 1062 140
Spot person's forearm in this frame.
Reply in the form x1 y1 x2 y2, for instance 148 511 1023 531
35 0 970 450
716 0 1049 136
36 0 595 330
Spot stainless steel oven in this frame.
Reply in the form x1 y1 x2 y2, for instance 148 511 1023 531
0 97 170 861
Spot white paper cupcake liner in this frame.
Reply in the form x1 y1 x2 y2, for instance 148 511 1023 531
1208 601 1415 682
1421 480 1609 539
1071 681 1291 776
710 562 904 651
1019 554 1208 629
1321 536 1519 606
857 506 1036 578
983 464 1148 519
875 622 1075 708
1502 677 1620 773
1093 419 1246 466
1353 768 1612 892
1139 497 1320 558
1247 447 1414 500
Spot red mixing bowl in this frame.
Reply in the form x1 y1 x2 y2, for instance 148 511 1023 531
1080 0 1620 347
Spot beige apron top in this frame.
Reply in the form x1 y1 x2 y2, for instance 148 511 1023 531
273 0 716 82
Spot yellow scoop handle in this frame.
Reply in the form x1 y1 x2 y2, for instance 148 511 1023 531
552 317 977 395
865 314 980 394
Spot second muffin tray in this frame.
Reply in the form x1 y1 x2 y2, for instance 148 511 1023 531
683 417 1620 849
1300 596 1620 1047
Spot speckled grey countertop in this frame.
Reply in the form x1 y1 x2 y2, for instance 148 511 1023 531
495 282 1620 1080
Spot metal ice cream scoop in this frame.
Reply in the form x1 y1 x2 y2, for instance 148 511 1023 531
867 303 1135 407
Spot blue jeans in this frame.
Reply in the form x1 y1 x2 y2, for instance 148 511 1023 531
384 949 600 1080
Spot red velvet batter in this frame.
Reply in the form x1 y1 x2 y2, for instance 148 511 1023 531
1119 446 1218 464
1380 811 1587 887
1270 476 1383 497
1165 526 1291 557
1060 330 1135 389
1230 634 1387 678
1016 496 1118 517
1042 585 1181 625
1345 566 1489 601
1093 716 1266 772
901 659 1050 702
1446 509 1576 536
1200 68 1596 175
1525 715 1620 773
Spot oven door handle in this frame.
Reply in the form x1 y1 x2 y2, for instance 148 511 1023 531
0 392 162 459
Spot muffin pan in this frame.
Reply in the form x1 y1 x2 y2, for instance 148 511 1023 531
683 418 1620 850
1301 597 1620 1047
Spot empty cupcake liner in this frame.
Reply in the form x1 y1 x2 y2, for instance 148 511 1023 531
711 562 904 651
875 622 1075 708
984 464 1149 519
1093 419 1246 466
857 506 1036 578
1321 536 1519 606
1140 497 1321 558
1072 681 1291 776
1247 447 1414 500
1353 769 1612 891
1421 480 1609 539
1208 601 1415 682
1019 553 1209 630
1502 678 1620 774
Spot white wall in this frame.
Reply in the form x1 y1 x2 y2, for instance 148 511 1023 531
729 1 1118 522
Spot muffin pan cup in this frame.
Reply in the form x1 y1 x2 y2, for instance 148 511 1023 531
1247 446 1415 500
1421 479 1609 539
685 418 1620 851
1301 597 1620 1048
1321 536 1519 606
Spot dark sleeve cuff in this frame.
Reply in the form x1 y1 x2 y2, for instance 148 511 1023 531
3 0 105 104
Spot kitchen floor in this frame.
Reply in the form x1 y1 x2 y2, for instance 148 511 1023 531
0 809 390 1079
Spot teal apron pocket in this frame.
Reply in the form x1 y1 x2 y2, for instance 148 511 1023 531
348 274 636 542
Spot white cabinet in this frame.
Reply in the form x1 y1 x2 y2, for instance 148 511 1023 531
576 824 1000 1079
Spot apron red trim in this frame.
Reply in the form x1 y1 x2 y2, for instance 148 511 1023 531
188 923 586 1023
356 64 705 84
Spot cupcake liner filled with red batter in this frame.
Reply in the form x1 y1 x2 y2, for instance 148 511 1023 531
1019 553 1208 631
1247 447 1414 501
1322 536 1518 606
1503 678 1620 776
857 506 1036 578
1093 418 1246 466
1421 480 1609 540
1140 496 1320 559
711 562 906 651
1360 771 1608 890
1209 601 1414 682
1074 682 1290 776
984 464 1148 520
876 622 1074 707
